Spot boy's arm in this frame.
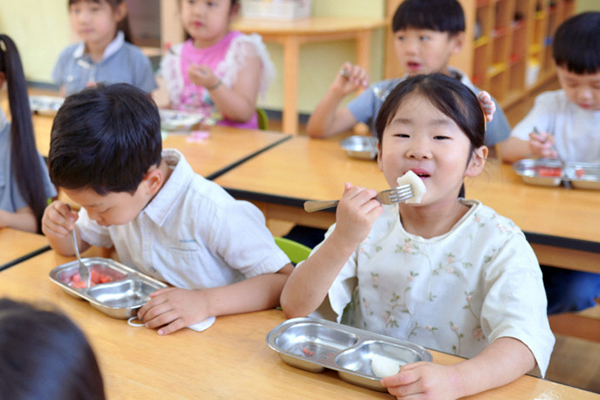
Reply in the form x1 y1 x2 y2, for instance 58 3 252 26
137 263 294 335
307 63 366 138
0 207 38 233
42 200 91 256
280 183 383 318
382 337 535 399
499 136 535 163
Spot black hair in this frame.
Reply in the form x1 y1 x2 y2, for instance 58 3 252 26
0 35 49 233
392 0 465 35
68 0 134 43
553 12 600 74
0 298 105 400
49 83 162 195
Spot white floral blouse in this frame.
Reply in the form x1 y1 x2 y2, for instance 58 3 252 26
312 199 555 376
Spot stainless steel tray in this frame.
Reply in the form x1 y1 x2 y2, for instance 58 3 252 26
49 257 167 319
159 109 213 131
29 95 65 116
564 162 600 190
266 317 432 392
340 135 378 160
512 158 564 186
513 159 600 189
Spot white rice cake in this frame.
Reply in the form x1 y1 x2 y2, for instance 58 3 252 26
396 170 427 204
371 354 401 378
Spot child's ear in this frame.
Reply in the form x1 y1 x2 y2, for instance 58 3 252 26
143 168 164 196
114 2 128 23
465 145 488 177
229 2 241 19
449 32 465 56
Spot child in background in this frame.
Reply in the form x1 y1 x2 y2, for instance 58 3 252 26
53 0 157 96
281 74 554 399
0 35 56 233
156 0 275 129
500 12 600 314
0 298 105 400
42 83 293 335
307 0 510 152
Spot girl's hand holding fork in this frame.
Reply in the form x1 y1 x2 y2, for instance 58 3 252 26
187 64 222 91
528 130 558 159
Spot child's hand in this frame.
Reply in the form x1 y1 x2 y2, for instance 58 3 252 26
137 287 209 335
331 62 369 96
477 91 495 122
187 64 220 90
41 200 78 238
332 182 383 247
381 362 463 400
528 130 558 159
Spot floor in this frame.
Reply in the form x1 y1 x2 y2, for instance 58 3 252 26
267 76 600 394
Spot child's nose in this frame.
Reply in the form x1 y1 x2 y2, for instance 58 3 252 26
577 87 593 102
406 139 432 159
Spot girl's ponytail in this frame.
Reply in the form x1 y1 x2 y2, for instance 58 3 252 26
0 35 48 233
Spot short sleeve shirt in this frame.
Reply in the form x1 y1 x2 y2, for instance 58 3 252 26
510 89 600 163
52 31 157 96
0 111 56 213
346 67 511 147
76 149 290 290
307 200 554 376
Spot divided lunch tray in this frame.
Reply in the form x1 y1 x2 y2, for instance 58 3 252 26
29 95 65 116
266 317 432 392
513 159 600 189
340 136 378 160
49 257 167 319
159 109 214 131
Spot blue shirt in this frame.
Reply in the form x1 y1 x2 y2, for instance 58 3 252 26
346 68 511 147
0 111 56 213
52 31 157 96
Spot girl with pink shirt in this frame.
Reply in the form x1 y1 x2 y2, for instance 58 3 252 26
158 0 275 129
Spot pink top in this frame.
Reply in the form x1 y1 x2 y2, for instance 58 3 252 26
179 31 258 129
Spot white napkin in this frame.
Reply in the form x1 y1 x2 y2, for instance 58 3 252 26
127 316 216 332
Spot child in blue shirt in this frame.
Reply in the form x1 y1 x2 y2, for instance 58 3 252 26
307 0 510 152
42 83 292 335
0 35 56 233
500 12 600 314
53 0 157 96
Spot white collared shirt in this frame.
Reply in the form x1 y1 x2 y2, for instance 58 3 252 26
76 149 290 290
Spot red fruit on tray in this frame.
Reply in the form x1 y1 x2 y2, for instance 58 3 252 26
536 167 562 177
575 168 585 179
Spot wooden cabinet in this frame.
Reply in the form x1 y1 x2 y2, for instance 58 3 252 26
385 0 576 109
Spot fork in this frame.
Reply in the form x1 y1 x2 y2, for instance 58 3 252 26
303 184 413 213
67 204 91 288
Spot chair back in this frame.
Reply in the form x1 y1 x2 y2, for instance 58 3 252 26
257 108 269 130
274 237 311 265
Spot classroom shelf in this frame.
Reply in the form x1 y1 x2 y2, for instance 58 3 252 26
385 0 576 110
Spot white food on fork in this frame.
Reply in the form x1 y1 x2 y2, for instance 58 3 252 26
396 170 427 204
371 354 401 378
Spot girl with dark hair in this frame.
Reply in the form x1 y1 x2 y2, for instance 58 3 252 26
53 0 157 96
282 74 554 399
0 298 105 400
0 34 56 233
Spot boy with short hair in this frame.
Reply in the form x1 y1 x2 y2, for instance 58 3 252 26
42 83 293 335
500 12 600 314
500 12 600 164
306 0 510 149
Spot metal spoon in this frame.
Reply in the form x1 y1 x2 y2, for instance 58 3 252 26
67 204 91 288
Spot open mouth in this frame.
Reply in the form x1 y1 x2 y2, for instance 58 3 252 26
410 169 430 178
406 62 421 70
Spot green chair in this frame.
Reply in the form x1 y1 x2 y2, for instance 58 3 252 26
257 108 269 131
274 237 311 265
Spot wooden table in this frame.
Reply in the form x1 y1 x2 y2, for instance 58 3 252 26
214 136 600 273
232 17 387 135
0 228 50 271
1 250 598 400
33 115 290 180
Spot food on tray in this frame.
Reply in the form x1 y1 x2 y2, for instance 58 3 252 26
302 347 315 356
536 166 562 177
575 168 585 179
371 354 401 378
68 270 117 288
397 170 426 204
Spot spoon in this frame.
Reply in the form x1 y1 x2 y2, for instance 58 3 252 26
67 204 91 288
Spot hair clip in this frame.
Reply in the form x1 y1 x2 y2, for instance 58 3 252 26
0 40 6 52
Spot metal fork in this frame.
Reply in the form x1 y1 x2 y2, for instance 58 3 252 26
66 204 91 288
303 184 413 213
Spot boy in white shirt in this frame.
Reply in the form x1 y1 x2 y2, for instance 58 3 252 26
42 83 293 335
500 12 600 314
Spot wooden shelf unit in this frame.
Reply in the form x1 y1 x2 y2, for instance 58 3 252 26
385 0 576 109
